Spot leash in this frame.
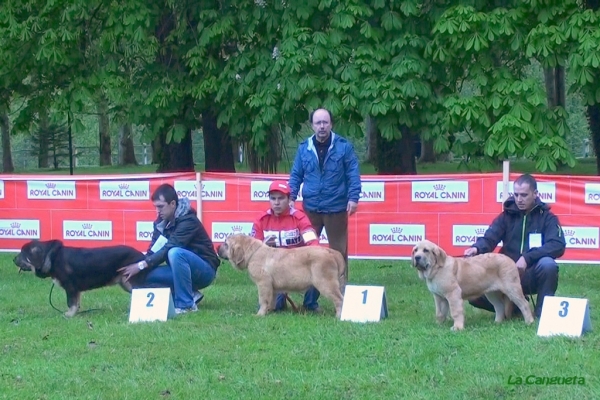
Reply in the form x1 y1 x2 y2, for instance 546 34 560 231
48 283 64 314
283 293 299 313
48 283 101 315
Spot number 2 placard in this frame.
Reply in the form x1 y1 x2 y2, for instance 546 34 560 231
340 285 388 323
129 288 175 323
537 296 592 337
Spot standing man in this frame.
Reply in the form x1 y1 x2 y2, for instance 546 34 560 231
251 180 320 312
289 108 361 284
120 183 220 315
464 174 565 318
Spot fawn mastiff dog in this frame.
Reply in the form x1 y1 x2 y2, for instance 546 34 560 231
411 240 534 330
217 234 345 318
14 240 146 317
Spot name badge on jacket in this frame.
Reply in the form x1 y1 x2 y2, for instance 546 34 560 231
529 233 542 248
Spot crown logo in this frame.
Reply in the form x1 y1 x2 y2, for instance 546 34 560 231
564 229 575 236
82 223 93 229
391 227 403 234
10 222 20 228
475 228 485 235
119 183 129 189
433 184 445 191
231 225 243 233
45 182 56 188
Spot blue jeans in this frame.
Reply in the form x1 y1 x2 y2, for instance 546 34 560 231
274 287 320 311
135 248 216 309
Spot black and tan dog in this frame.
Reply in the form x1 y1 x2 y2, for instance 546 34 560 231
14 240 145 317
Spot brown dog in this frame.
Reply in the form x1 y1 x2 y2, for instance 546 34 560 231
411 240 534 330
217 234 345 318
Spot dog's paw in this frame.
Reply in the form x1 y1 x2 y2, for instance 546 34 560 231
64 306 79 318
451 325 464 331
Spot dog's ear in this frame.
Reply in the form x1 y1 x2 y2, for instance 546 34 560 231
433 244 447 267
410 245 418 267
41 240 63 274
227 238 245 268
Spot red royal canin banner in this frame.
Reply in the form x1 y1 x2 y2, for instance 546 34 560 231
1 172 599 264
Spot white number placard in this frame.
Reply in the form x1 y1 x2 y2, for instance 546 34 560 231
341 285 388 323
128 288 175 323
537 296 592 337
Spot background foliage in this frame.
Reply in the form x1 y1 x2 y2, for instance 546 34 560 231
1 0 599 173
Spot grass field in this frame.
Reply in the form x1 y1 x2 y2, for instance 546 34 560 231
1 253 598 400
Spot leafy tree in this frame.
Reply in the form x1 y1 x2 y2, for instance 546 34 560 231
429 0 578 172
30 123 70 169
568 0 600 172
2 0 598 175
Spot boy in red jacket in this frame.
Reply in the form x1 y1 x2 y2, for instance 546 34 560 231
251 180 321 312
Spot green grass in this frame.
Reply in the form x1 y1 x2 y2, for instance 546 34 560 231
7 157 599 176
1 254 598 399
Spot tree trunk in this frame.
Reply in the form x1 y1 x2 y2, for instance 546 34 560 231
544 67 566 108
246 124 281 173
0 103 14 173
418 138 436 163
97 96 112 166
202 108 235 172
155 127 195 172
118 123 138 165
365 116 378 163
375 125 417 174
586 0 599 10
588 104 600 175
151 135 162 164
585 0 599 174
38 108 50 168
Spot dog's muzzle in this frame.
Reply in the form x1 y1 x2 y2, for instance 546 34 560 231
13 256 32 272
413 255 429 271
216 244 228 259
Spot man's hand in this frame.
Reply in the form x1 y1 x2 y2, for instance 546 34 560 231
464 247 478 257
118 262 143 282
263 235 277 247
516 256 527 272
347 201 358 216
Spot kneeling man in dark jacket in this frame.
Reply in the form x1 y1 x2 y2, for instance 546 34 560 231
120 184 220 315
464 174 566 318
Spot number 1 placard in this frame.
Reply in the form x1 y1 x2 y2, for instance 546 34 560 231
537 296 592 337
129 288 175 323
340 285 388 323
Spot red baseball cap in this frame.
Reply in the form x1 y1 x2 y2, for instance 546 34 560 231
268 181 290 195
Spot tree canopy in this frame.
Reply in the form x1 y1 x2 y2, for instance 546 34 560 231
1 0 599 172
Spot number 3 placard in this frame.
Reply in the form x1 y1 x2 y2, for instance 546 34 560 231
340 285 388 323
128 288 176 323
537 296 592 337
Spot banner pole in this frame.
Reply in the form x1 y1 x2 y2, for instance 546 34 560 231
502 160 510 210
196 172 203 221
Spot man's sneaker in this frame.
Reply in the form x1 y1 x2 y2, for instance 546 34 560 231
193 291 204 305
175 304 198 315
